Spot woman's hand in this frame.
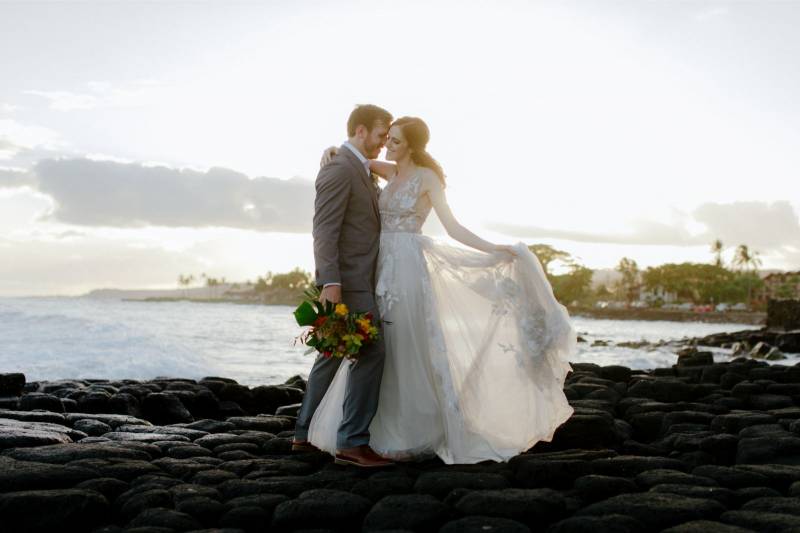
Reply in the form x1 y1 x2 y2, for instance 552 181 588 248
320 146 338 168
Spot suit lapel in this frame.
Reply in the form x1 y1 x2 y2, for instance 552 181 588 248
339 144 380 220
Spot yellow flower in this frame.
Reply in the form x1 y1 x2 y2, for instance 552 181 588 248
334 303 349 316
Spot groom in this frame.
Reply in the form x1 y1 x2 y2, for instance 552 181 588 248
292 104 393 467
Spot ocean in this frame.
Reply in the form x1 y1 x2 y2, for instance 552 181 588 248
0 297 775 386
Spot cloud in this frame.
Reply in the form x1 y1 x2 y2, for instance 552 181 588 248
0 167 37 188
32 158 315 232
692 201 800 249
25 80 167 112
488 201 800 253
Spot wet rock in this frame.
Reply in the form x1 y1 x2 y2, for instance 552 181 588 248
102 432 191 443
628 379 695 403
454 488 566 525
107 393 141 417
127 507 202 530
0 373 25 396
414 471 509 498
275 403 302 417
440 516 531 533
0 456 96 491
175 495 227 525
551 413 620 449
2 442 152 463
142 393 193 425
0 417 82 448
118 488 173 520
76 477 130 501
740 496 800 516
576 492 725 529
0 488 110 532
116 424 208 440
649 484 738 507
184 418 235 433
747 393 794 410
219 505 272 530
64 412 152 428
692 465 770 489
547 514 645 533
719 510 800 532
732 464 800 491
74 418 113 436
634 469 717 489
661 520 753 533
362 494 451 532
351 473 415 502
711 411 776 433
271 489 372 530
736 436 800 464
591 455 690 476
168 445 213 459
512 457 593 489
572 475 638 502
77 390 112 413
19 392 65 413
192 469 238 485
226 415 293 433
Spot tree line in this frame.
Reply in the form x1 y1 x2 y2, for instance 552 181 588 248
530 240 765 308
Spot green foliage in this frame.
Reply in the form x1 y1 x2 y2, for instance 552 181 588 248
642 262 763 304
550 265 594 305
616 257 640 303
528 243 593 304
528 244 571 276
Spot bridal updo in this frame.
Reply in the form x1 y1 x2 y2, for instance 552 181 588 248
392 116 446 187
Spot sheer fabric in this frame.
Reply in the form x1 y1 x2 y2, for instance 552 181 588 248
308 171 575 464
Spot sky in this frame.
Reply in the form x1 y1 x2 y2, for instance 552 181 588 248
1 0 799 296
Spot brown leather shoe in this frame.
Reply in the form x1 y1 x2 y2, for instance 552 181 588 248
291 439 319 453
334 445 394 467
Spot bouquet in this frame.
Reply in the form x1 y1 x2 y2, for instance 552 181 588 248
293 287 380 359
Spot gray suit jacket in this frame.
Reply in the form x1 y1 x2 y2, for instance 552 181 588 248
313 145 381 292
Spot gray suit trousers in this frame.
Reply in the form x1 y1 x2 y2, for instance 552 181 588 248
294 290 386 449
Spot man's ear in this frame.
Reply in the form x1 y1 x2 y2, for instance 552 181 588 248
355 124 367 139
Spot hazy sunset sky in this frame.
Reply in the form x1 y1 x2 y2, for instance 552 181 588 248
1 0 798 296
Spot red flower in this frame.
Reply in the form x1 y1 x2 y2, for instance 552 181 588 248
313 315 328 327
365 312 373 320
323 350 332 358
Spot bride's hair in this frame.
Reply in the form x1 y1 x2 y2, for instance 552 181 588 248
392 116 446 187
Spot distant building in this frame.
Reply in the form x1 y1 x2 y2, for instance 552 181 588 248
639 285 678 305
758 271 800 302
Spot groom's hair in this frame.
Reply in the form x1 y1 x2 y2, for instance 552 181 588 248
347 104 393 137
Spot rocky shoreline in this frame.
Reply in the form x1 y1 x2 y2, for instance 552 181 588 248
1 354 800 533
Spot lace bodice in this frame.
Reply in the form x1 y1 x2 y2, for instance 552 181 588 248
378 171 432 233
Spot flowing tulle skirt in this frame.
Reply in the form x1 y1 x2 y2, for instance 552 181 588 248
308 234 575 464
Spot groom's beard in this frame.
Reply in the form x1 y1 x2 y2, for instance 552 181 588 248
363 141 383 159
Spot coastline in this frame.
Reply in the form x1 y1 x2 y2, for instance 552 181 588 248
2 348 800 532
570 306 766 325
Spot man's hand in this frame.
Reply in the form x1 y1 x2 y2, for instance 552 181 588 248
319 284 342 307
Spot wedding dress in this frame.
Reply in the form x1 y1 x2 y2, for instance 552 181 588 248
307 169 576 464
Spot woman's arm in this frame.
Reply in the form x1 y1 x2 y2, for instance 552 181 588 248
421 171 515 255
369 160 397 180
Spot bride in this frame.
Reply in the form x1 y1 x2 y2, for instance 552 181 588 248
308 116 576 464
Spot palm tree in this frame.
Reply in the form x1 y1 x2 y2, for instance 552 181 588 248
733 244 762 306
710 239 724 267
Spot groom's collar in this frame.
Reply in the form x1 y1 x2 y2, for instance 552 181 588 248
342 141 370 176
